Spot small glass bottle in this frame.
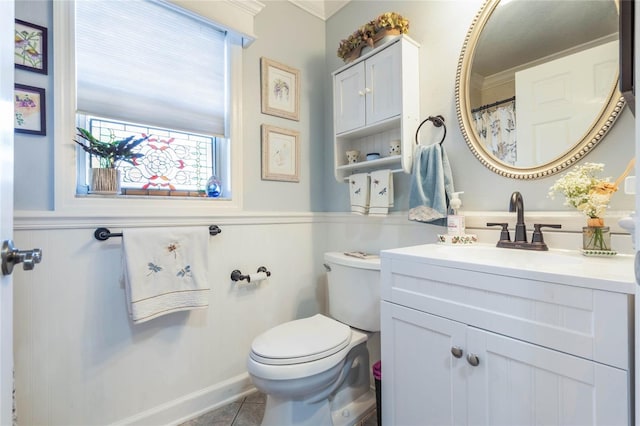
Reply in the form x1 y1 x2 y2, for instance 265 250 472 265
206 176 222 198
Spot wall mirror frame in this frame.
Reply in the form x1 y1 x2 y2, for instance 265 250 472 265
455 0 626 180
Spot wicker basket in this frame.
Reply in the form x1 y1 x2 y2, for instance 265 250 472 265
90 168 120 194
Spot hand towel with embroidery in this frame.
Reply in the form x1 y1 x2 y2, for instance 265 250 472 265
408 144 455 225
368 169 394 216
122 227 210 324
349 173 370 215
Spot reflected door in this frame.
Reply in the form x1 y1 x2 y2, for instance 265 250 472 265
515 41 618 167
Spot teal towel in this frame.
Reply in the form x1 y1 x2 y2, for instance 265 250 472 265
408 144 455 225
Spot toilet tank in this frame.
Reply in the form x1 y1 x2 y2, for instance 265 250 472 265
324 252 381 332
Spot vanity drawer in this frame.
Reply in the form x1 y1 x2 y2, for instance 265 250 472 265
382 257 631 370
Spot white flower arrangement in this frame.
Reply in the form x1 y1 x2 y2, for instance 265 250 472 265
548 162 617 220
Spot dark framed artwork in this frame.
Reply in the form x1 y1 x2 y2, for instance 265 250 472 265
14 84 46 136
14 19 48 74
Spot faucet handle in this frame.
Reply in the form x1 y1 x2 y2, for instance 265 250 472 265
487 222 511 242
531 224 562 246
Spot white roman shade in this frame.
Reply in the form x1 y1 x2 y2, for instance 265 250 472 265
76 0 227 136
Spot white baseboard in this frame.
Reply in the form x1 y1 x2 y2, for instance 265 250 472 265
111 372 256 426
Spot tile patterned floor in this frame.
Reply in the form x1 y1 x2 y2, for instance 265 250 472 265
179 391 266 426
179 391 378 426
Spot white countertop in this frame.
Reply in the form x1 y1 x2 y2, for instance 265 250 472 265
381 243 636 294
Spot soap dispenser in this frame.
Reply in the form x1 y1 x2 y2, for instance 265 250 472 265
447 192 465 236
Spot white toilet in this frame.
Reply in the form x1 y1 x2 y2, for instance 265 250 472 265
247 252 381 426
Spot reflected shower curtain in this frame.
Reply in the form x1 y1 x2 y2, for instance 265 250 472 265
472 101 516 165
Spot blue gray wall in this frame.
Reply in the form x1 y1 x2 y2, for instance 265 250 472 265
14 0 328 213
323 0 635 213
14 0 53 210
14 0 636 214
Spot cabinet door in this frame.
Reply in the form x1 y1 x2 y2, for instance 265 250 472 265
381 302 467 426
334 61 366 134
466 327 629 426
365 42 402 125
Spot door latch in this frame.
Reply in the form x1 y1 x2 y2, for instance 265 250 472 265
1 240 42 275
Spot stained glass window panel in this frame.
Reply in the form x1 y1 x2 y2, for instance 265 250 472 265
88 118 216 194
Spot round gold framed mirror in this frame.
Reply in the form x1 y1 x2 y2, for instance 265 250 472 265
455 0 626 179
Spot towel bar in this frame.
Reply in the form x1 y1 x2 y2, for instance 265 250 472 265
94 225 222 241
230 266 271 283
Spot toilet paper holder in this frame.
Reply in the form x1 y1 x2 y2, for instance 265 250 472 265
231 266 271 283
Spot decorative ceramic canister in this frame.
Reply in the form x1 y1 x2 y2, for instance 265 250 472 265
389 140 401 156
346 150 360 164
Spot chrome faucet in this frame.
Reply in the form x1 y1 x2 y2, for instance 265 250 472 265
509 191 527 243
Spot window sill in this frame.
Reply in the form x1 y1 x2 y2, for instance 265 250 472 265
78 190 230 199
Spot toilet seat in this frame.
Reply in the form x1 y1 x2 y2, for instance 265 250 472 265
250 314 351 365
247 319 368 382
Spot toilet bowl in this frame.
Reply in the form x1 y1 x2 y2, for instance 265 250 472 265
247 252 380 426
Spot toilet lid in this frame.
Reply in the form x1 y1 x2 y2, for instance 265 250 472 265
250 314 351 365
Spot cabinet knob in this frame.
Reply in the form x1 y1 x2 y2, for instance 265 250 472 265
365 87 371 93
450 346 463 358
466 353 480 367
358 90 365 96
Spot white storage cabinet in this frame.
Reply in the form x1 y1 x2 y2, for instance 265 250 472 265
332 35 420 181
381 248 633 426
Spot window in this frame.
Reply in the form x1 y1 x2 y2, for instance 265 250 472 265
75 0 230 197
77 115 227 196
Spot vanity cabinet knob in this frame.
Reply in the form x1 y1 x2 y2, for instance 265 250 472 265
466 353 480 367
358 90 365 96
451 346 463 358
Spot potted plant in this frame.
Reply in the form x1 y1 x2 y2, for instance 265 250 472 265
74 127 149 194
337 12 410 62
372 12 409 38
337 29 370 63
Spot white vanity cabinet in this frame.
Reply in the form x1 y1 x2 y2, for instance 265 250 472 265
381 244 635 426
332 35 420 181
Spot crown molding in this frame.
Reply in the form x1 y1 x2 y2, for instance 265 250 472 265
287 0 349 20
228 0 266 16
479 34 618 91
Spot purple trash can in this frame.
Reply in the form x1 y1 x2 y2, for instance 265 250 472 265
373 361 381 426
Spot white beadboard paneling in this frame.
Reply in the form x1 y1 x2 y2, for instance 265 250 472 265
13 221 324 425
11 211 634 424
114 373 255 426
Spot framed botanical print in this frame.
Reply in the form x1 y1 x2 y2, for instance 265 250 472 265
14 19 48 74
14 84 46 136
261 125 299 182
260 57 300 121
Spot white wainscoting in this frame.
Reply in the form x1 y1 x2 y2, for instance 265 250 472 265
11 211 633 425
13 215 323 425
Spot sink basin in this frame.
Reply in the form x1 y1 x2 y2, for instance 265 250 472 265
382 243 635 292
431 243 582 266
